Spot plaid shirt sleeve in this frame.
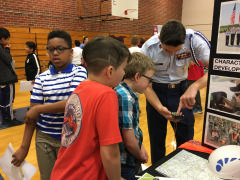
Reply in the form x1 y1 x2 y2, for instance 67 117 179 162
116 88 134 130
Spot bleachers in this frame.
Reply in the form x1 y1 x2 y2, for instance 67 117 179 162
5 27 150 80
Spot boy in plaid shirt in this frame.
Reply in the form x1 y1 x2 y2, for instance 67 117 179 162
115 52 155 180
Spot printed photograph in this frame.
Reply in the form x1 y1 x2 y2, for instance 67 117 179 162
217 1 240 54
204 113 240 148
208 75 240 116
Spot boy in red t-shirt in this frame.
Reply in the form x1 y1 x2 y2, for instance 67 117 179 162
50 36 131 180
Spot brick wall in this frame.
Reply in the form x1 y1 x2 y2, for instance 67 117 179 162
0 0 183 35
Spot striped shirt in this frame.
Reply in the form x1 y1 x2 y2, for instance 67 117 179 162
31 63 87 139
115 81 143 167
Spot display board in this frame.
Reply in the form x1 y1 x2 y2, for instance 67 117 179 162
202 0 240 149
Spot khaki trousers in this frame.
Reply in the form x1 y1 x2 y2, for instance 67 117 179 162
35 128 61 180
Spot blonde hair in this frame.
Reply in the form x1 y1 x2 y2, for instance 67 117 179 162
124 52 155 79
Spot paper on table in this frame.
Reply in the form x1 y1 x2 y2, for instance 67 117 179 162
137 173 179 180
0 143 37 180
20 81 34 92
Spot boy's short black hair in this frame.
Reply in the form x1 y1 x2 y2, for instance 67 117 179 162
47 30 72 48
75 40 80 47
82 35 130 75
160 20 186 47
0 27 10 39
25 41 36 52
131 35 140 46
140 37 146 44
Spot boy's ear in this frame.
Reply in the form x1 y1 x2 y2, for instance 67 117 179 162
69 48 73 58
106 65 114 79
134 72 141 81
70 48 73 54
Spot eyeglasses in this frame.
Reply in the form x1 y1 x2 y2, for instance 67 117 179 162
142 74 154 83
46 47 71 54
235 93 240 96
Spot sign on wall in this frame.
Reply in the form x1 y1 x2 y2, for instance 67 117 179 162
153 25 162 35
202 0 240 149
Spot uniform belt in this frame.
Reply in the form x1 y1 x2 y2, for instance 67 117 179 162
154 80 186 89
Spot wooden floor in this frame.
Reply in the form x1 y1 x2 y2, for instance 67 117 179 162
0 81 207 180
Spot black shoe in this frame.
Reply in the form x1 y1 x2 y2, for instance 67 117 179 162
2 118 9 125
8 119 23 126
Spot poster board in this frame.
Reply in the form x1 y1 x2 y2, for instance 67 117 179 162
202 0 240 149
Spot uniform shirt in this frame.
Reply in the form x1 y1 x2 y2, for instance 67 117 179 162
237 27 240 34
141 29 210 84
129 46 141 54
231 26 237 34
115 81 143 167
225 30 231 36
31 63 87 139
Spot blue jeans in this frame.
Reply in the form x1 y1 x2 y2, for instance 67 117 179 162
121 165 135 180
146 81 195 164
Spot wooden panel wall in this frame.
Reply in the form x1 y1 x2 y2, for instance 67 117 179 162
5 27 151 80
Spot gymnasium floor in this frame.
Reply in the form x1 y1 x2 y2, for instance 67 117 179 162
0 81 207 180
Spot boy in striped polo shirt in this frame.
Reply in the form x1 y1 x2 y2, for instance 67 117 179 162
12 30 87 180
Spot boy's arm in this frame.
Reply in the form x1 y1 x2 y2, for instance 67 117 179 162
121 129 147 162
100 143 121 180
11 123 35 166
11 102 41 166
12 100 68 166
140 145 148 163
25 100 67 125
0 45 12 66
177 71 208 113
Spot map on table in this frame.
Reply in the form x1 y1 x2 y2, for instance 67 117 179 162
155 150 221 180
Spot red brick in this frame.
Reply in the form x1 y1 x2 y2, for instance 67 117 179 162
0 0 183 35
